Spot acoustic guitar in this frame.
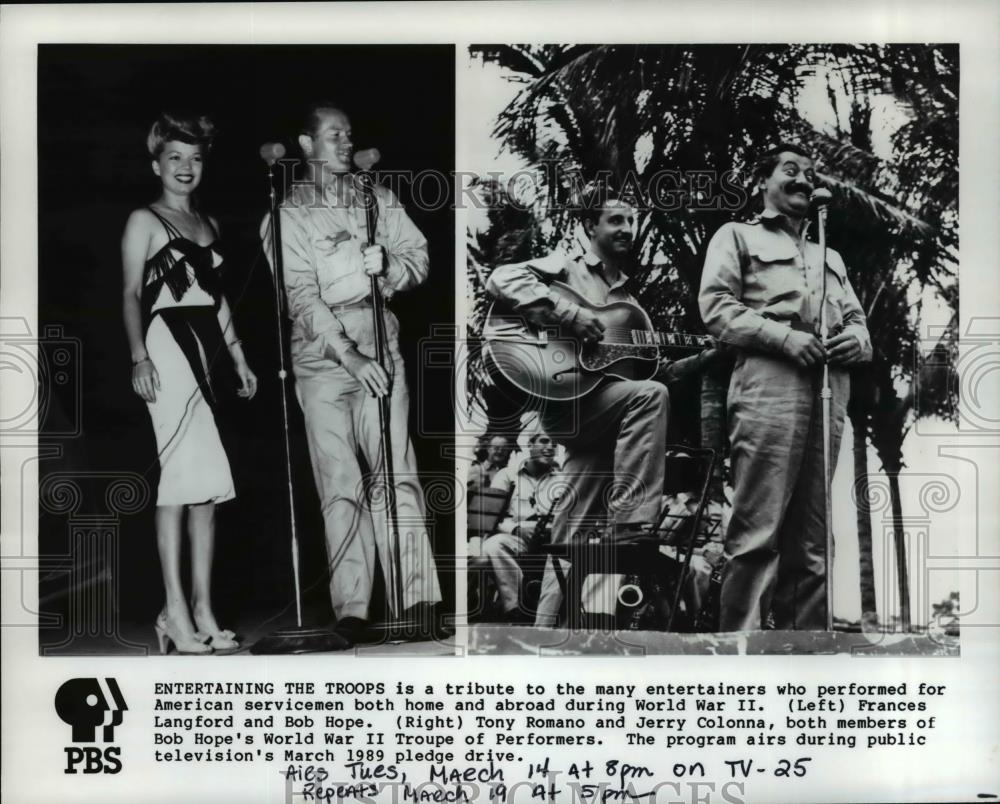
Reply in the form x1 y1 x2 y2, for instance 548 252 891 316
483 281 713 402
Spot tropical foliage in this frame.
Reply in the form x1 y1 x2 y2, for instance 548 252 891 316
467 44 959 628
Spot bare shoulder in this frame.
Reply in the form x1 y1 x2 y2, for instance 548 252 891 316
123 207 157 238
121 209 157 280
125 206 156 226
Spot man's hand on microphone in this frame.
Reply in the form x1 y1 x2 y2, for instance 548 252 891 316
782 330 826 368
341 348 390 397
825 331 864 365
363 244 386 277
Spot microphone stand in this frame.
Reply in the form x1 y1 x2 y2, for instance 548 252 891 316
354 168 422 642
817 202 835 633
251 150 348 654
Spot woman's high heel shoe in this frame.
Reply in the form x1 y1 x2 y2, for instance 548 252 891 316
193 614 240 652
155 613 212 655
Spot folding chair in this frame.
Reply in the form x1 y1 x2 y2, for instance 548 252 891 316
550 446 717 631
466 487 512 622
654 447 720 631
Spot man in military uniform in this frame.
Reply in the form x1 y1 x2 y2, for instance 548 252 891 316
699 143 872 631
487 187 670 626
263 102 443 645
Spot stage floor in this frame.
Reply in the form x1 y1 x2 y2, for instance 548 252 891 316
37 616 957 659
38 610 457 657
467 624 960 657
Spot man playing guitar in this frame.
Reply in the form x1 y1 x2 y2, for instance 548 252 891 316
486 186 671 627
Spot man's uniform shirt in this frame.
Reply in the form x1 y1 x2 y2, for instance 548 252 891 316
699 209 872 358
486 248 649 327
488 247 704 384
262 181 428 366
490 460 562 536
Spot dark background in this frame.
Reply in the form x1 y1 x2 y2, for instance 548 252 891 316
37 44 456 652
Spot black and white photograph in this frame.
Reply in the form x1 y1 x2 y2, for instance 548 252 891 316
2 5 998 804
34 43 457 656
463 44 964 656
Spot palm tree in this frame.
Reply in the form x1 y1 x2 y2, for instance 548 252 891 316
817 47 959 629
466 175 542 435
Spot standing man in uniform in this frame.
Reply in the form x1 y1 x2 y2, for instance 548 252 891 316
487 186 670 627
263 102 443 645
698 143 872 631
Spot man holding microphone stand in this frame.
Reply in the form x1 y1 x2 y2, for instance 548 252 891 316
699 143 872 633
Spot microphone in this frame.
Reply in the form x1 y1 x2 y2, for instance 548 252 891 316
810 188 833 207
259 142 286 165
353 148 381 172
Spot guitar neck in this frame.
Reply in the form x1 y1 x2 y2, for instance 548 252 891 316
620 329 713 349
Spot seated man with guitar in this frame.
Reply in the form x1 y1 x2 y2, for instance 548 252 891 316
485 186 708 627
482 429 562 623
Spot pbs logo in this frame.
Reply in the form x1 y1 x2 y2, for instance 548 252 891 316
55 678 127 774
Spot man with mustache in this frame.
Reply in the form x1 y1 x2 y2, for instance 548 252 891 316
698 143 872 631
262 102 443 645
487 186 670 627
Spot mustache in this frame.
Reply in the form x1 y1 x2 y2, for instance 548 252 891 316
786 182 813 195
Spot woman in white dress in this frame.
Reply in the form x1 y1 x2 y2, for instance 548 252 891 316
121 112 257 654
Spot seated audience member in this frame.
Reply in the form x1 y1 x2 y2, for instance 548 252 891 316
468 433 513 492
482 431 561 623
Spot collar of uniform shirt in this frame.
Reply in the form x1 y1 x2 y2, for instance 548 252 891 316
757 207 812 243
287 181 319 208
582 246 631 289
286 180 355 210
321 179 359 209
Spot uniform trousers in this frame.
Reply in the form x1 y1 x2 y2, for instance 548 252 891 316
533 379 669 626
482 530 545 615
293 308 442 621
720 353 848 631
